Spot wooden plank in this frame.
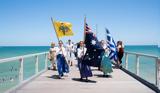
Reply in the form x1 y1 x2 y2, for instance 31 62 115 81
15 62 155 93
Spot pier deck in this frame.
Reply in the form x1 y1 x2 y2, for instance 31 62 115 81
15 64 155 93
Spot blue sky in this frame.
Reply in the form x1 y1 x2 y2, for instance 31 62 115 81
0 0 160 46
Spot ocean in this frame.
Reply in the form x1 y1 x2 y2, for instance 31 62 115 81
0 46 50 93
0 46 50 59
0 45 160 92
123 45 160 84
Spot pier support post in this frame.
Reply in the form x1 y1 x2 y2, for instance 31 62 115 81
45 53 48 70
35 55 39 74
125 53 128 70
19 58 24 82
156 58 160 89
136 55 139 76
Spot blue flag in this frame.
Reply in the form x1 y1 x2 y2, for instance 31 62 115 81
106 28 118 63
83 31 104 67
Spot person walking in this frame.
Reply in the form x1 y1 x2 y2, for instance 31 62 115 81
77 41 92 81
101 47 113 77
48 42 57 70
66 39 74 66
56 40 69 79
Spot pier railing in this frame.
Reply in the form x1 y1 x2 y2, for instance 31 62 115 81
124 51 160 89
0 52 49 93
0 51 159 92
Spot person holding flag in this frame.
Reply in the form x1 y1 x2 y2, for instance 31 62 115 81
51 18 74 78
56 40 69 79
99 40 112 77
77 18 105 81
77 41 92 81
99 28 119 77
83 23 104 68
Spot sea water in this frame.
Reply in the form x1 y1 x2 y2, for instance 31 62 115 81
123 45 160 84
0 46 50 59
0 46 50 93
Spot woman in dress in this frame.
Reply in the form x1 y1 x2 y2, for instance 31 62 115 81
117 41 124 68
100 40 113 77
77 41 92 81
101 47 113 77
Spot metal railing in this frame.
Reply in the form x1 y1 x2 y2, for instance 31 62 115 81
0 52 49 93
124 51 160 88
1 51 159 92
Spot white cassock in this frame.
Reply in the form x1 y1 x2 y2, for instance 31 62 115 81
66 43 74 61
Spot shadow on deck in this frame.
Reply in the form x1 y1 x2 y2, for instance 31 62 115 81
14 64 155 93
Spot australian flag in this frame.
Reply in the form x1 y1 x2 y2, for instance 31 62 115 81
106 28 118 63
82 23 104 67
85 23 91 31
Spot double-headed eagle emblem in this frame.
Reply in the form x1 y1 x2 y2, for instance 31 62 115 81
59 23 70 35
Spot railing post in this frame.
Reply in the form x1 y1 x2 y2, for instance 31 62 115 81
45 53 48 70
156 58 160 88
35 55 39 74
19 58 24 82
136 55 140 75
125 53 128 69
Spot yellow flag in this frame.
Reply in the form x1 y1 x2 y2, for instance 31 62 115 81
53 21 74 38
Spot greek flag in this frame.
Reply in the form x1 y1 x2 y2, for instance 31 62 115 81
106 28 118 62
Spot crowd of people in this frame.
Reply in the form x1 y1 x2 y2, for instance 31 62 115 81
48 39 124 80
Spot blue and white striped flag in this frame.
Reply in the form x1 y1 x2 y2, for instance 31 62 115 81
106 28 118 63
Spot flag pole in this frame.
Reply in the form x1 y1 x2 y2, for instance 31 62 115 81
51 17 65 55
96 24 98 37
83 16 86 42
51 17 60 42
83 16 86 56
51 17 69 68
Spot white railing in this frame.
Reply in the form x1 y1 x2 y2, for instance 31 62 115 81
0 52 49 93
124 51 160 88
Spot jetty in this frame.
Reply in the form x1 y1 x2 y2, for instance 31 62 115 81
0 52 159 93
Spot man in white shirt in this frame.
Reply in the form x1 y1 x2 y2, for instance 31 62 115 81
66 39 74 66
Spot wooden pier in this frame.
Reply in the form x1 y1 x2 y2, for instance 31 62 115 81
14 63 155 93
